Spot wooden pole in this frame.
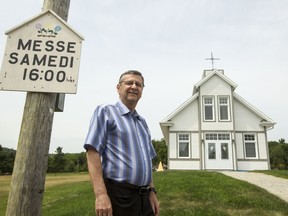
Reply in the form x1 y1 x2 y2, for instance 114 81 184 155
5 1 70 216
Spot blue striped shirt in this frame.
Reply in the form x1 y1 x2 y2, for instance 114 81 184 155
84 101 157 186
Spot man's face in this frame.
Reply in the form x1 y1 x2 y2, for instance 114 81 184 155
117 74 144 109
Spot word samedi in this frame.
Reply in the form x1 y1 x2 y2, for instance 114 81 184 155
9 39 76 68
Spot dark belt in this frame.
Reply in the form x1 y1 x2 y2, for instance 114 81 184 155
104 178 151 195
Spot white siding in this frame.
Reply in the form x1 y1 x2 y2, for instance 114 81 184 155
235 133 244 159
169 160 200 170
237 161 269 170
169 100 198 131
169 133 177 158
257 133 268 159
201 75 232 95
191 133 200 158
234 100 264 131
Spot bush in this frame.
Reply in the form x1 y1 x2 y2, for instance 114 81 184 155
269 140 288 170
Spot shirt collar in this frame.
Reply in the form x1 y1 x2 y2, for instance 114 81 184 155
116 101 140 118
116 101 133 115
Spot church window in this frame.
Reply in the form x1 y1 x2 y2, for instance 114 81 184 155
244 134 257 158
218 96 230 121
203 96 215 121
178 134 190 158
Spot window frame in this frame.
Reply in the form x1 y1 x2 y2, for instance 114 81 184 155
203 96 215 121
218 96 231 121
178 133 190 158
244 134 258 158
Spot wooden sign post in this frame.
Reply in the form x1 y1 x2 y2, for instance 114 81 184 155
4 1 82 215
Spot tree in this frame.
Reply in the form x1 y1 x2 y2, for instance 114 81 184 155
269 139 288 169
152 139 167 169
0 146 16 174
61 152 88 172
51 147 66 173
77 152 88 171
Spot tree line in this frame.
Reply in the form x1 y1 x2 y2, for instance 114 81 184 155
268 139 288 169
1 139 287 175
0 139 167 175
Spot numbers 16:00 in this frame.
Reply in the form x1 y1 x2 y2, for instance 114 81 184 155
23 68 66 82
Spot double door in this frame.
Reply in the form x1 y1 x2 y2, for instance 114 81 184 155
204 133 233 170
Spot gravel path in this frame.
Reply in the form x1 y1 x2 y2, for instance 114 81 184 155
220 171 288 203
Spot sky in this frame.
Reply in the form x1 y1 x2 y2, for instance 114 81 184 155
0 0 287 153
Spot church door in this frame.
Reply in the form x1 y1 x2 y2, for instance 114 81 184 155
204 133 233 170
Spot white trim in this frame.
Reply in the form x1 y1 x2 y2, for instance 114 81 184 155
243 133 258 159
160 92 199 123
6 10 84 40
218 95 231 121
193 70 237 94
233 92 276 127
178 133 191 158
203 96 215 121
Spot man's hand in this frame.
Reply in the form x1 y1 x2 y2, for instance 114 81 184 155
86 148 112 216
95 194 113 216
149 192 160 216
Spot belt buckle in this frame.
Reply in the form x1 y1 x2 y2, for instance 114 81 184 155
139 186 150 195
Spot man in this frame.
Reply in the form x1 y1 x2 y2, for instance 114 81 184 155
84 70 160 216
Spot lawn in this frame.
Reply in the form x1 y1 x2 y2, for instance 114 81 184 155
156 171 288 216
253 170 288 179
1 171 288 216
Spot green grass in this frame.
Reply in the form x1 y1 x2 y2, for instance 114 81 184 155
155 171 288 216
1 171 288 216
0 176 10 215
0 173 94 216
252 170 288 179
42 181 95 215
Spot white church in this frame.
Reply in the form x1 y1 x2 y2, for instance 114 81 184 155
160 69 276 171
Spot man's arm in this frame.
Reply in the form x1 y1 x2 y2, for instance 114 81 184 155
149 179 160 216
86 147 112 216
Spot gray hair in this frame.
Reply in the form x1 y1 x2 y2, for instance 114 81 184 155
118 70 145 87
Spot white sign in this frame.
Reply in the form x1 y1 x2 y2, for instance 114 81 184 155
0 10 84 94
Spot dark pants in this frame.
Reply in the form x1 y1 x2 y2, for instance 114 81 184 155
104 178 155 216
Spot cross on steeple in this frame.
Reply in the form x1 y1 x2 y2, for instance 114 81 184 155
205 53 220 69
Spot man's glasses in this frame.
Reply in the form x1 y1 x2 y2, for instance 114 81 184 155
120 80 144 88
